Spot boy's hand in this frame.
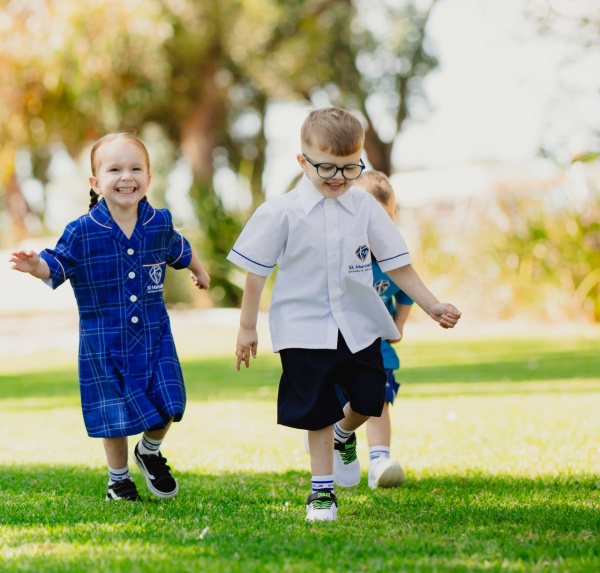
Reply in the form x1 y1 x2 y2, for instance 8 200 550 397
9 250 41 274
236 326 258 370
431 303 462 329
190 268 210 290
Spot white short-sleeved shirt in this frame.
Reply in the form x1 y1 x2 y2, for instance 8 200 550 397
227 174 412 353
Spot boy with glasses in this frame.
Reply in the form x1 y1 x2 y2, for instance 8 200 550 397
227 107 461 522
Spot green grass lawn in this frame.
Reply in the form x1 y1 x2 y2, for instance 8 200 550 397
1 334 599 572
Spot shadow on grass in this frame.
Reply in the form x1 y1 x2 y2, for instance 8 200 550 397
1 464 599 573
1 341 600 402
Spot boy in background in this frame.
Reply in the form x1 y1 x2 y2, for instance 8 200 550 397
341 170 413 490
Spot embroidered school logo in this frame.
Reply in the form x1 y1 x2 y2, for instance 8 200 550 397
149 264 162 285
355 245 370 262
374 279 390 295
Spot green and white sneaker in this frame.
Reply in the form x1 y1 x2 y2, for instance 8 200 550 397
368 458 405 489
333 432 361 488
306 491 338 522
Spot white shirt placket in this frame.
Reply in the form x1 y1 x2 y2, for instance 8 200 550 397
324 199 345 336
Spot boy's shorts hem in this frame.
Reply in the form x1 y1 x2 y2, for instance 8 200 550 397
336 369 400 407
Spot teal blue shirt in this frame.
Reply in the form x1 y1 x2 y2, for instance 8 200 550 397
372 260 413 370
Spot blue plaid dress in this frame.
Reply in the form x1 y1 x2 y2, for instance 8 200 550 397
40 199 192 438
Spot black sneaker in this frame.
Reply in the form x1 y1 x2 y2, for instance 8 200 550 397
134 442 179 499
106 478 141 501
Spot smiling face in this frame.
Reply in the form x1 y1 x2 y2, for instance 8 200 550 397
89 137 151 214
297 143 363 199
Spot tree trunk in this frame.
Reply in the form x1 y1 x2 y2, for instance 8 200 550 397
180 45 223 182
363 127 394 176
249 94 268 210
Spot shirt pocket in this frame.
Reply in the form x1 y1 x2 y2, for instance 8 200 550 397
341 234 373 286
142 247 168 296
142 260 167 296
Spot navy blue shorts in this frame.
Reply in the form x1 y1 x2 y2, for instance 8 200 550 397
336 368 400 407
277 332 387 430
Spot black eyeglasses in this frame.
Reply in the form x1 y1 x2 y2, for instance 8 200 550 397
302 154 365 180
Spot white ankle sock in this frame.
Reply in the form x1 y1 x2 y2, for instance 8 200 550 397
369 445 391 463
108 465 131 484
333 423 353 444
311 474 334 493
138 434 163 455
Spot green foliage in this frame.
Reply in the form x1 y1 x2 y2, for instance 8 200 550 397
0 0 169 154
190 180 245 307
404 160 600 322
490 190 600 321
0 0 443 307
3 0 598 321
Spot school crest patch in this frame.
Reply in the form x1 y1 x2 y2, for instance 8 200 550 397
355 245 370 262
149 264 163 285
374 279 390 295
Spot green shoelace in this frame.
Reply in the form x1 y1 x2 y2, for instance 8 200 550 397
339 442 358 465
312 499 334 509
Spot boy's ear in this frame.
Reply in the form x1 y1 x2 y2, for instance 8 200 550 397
296 153 308 172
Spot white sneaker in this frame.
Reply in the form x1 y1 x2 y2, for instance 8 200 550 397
306 491 338 522
368 458 405 489
333 433 361 488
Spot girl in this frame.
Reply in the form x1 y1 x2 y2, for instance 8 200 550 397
10 133 210 501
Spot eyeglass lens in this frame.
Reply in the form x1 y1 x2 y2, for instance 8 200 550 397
316 163 363 180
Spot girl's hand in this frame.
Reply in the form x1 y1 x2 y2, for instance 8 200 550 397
190 268 210 290
9 250 42 274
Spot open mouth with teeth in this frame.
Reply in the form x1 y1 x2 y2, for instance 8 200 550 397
116 187 137 194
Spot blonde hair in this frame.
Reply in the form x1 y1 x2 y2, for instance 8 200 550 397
355 170 395 207
301 107 364 156
88 132 150 210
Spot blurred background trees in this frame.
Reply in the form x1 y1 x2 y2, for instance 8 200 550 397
1 0 599 321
